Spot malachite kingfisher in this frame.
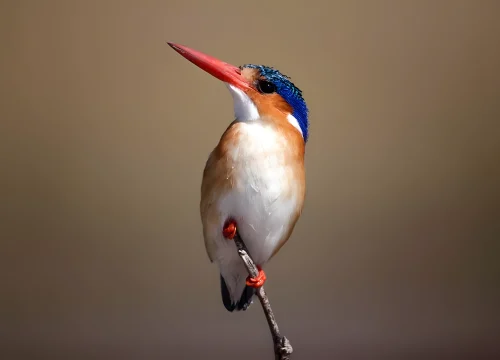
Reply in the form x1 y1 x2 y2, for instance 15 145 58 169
168 42 309 312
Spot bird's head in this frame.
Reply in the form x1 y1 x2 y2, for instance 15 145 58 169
168 42 309 142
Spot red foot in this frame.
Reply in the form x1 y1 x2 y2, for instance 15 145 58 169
222 219 237 240
246 266 267 288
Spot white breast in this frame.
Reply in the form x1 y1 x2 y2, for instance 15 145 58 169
213 122 299 266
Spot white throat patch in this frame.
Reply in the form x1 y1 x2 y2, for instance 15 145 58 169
287 113 303 136
225 83 259 121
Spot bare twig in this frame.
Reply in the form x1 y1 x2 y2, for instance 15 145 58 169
233 232 293 360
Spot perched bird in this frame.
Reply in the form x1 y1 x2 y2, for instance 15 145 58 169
168 43 309 312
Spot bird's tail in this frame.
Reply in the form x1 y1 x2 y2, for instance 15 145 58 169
220 274 255 312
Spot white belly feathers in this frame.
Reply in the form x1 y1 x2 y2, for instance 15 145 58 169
213 121 299 266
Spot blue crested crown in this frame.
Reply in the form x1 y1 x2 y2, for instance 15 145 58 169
242 64 309 142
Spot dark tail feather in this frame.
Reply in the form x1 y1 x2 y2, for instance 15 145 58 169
220 275 255 312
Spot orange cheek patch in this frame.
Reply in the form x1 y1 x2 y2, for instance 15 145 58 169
247 91 293 120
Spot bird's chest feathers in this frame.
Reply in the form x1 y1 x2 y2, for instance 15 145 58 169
204 121 305 264
224 123 293 202
212 122 303 248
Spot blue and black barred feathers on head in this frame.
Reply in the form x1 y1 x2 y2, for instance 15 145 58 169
242 64 309 142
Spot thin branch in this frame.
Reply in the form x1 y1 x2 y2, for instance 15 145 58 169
233 232 293 360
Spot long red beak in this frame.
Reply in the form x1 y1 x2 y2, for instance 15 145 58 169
168 42 251 90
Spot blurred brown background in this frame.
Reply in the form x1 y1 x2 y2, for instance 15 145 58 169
1 1 499 359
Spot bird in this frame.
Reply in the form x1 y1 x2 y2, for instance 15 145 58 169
168 42 309 312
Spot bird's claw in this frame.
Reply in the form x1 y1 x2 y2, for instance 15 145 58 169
246 266 266 288
222 219 237 240
222 219 266 288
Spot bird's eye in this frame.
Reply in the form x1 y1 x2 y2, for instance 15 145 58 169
257 80 276 94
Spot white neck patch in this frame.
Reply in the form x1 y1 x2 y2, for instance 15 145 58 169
225 83 259 121
287 113 303 137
